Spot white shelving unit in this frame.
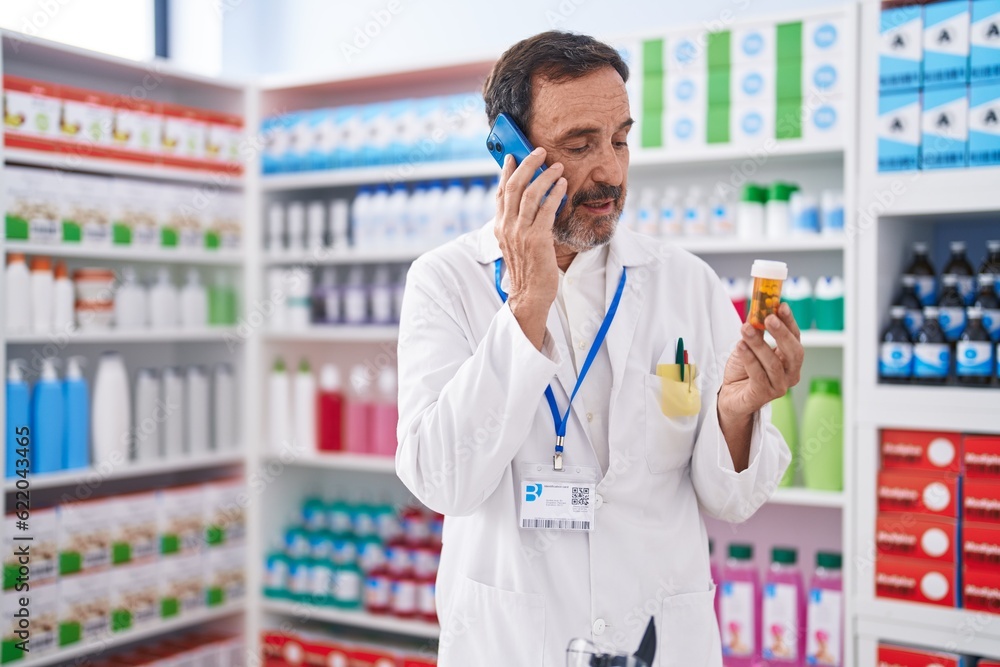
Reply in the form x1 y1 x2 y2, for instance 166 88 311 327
261 600 440 639
5 241 244 265
6 328 240 344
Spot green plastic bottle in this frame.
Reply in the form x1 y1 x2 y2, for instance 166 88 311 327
800 378 843 491
770 391 799 487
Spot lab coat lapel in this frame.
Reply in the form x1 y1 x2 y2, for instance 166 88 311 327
606 230 648 411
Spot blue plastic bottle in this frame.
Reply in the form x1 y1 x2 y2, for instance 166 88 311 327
880 306 914 384
914 307 951 384
5 360 30 480
31 358 65 474
63 356 91 470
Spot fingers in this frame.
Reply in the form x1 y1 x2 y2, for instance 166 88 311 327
739 340 771 389
776 302 802 339
741 323 786 393
516 161 565 227
765 313 804 382
495 154 515 222
534 177 568 224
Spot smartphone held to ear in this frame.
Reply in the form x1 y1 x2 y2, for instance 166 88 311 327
487 113 567 216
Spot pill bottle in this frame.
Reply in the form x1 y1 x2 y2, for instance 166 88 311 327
749 260 789 330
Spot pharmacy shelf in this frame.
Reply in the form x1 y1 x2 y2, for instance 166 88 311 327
858 384 1000 433
263 246 434 267
264 326 399 343
4 147 244 186
767 487 844 509
260 159 498 191
857 601 1000 660
3 451 244 493
630 143 844 168
6 328 240 345
18 601 244 667
673 235 846 254
264 452 396 474
262 600 439 640
2 241 244 265
873 168 1000 217
764 330 845 348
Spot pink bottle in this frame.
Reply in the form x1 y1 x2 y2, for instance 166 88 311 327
709 539 721 627
805 552 843 667
316 364 344 453
345 365 373 453
719 543 761 667
370 367 399 457
761 547 806 666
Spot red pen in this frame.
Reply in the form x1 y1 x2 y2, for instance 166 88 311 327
683 350 689 366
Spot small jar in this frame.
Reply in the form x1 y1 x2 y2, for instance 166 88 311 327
749 260 789 330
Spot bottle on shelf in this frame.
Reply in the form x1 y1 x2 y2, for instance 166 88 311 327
636 188 660 238
367 185 391 249
805 552 843 667
92 351 131 465
813 277 845 331
371 367 399 458
286 201 306 252
294 359 317 453
895 275 925 337
31 357 64 474
737 184 767 240
708 192 734 237
350 187 372 248
30 256 54 334
942 240 976 305
762 547 806 666
781 277 813 331
820 190 844 236
209 270 237 326
343 266 368 325
286 267 312 330
5 254 30 334
306 201 325 251
346 365 373 454
157 366 183 460
386 183 410 249
980 240 1000 276
660 187 683 237
180 268 208 329
709 539 721 625
440 179 466 242
765 182 798 239
879 306 915 384
937 274 968 343
719 543 761 666
115 265 147 330
133 368 160 462
53 261 74 333
913 307 951 385
329 199 351 249
213 363 236 451
790 191 820 235
974 274 1000 341
905 242 938 306
317 364 344 453
683 186 708 237
149 267 179 329
370 265 395 325
800 378 843 491
186 365 210 456
771 390 798 487
312 267 341 325
463 179 488 235
6 360 30 479
957 307 995 386
267 202 285 252
267 268 288 330
269 358 291 454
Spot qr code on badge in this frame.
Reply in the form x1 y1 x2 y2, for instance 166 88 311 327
571 486 590 506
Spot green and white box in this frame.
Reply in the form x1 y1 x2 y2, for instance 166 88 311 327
3 167 61 243
158 485 206 556
731 22 777 64
111 561 161 632
4 507 57 591
112 492 160 565
159 552 205 618
2 582 57 663
57 498 112 577
206 545 245 607
58 572 110 647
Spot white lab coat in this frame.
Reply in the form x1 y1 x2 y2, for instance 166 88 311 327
396 221 790 667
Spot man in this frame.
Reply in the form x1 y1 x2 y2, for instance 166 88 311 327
396 31 798 667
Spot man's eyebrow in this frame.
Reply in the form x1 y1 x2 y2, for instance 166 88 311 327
556 118 636 141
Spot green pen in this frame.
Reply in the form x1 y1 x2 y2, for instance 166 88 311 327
676 337 685 382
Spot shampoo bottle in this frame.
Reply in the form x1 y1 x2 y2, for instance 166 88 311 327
371 367 398 457
32 358 65 474
161 367 185 459
92 352 131 466
5 360 29 479
63 356 91 470
720 543 761 666
30 256 54 334
762 547 806 665
53 261 75 333
346 365 373 454
133 368 160 462
269 358 291 454
180 268 207 328
5 254 30 334
294 359 317 453
114 266 146 329
317 364 344 453
186 366 210 455
213 364 236 451
149 267 179 329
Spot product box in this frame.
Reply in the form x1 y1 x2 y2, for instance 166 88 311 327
262 631 302 666
667 71 707 111
804 97 843 142
964 478 1000 524
301 635 352 665
159 184 203 250
965 434 1000 479
110 178 162 247
4 166 62 242
666 29 708 73
350 646 401 667
804 14 845 61
881 429 962 473
876 512 960 563
4 506 58 590
159 552 204 618
963 521 1000 571
731 22 777 65
3 75 62 141
206 545 245 607
158 485 206 556
111 491 159 565
203 110 243 167
923 0 971 87
59 84 114 148
969 81 1000 167
803 58 843 99
876 643 966 667
2 582 57 663
880 3 924 91
204 480 247 547
921 84 970 169
875 555 958 607
207 190 242 251
261 113 293 174
877 470 960 518
971 0 1000 83
110 97 161 157
62 173 113 246
879 89 922 171
664 110 705 149
110 561 160 632
57 498 112 576
58 571 110 646
731 64 774 106
731 103 776 146
962 565 1000 612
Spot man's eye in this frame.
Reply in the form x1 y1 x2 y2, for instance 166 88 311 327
567 145 589 154
614 141 629 148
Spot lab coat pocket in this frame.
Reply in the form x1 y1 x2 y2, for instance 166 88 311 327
441 576 545 666
658 586 723 667
643 374 698 473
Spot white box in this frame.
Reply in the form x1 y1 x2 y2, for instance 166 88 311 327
924 0 971 87
203 480 247 547
731 64 775 106
4 507 58 590
804 95 844 143
803 14 845 61
206 545 245 607
111 99 161 154
922 84 969 169
110 561 161 631
207 190 242 251
664 109 705 149
970 81 1000 167
3 80 61 140
60 91 114 147
803 57 844 100
62 173 112 246
57 498 112 576
111 492 159 565
111 178 162 247
159 184 204 250
731 22 777 64
159 552 205 617
158 485 206 557
731 103 776 146
3 167 62 243
2 582 58 660
666 29 708 73
58 572 110 645
666 71 707 111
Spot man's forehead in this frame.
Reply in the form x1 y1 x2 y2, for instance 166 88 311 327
532 72 631 134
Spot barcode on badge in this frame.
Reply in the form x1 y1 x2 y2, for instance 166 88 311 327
521 519 592 530
571 486 590 507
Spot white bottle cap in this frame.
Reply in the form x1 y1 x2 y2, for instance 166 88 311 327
8 359 26 383
942 274 958 286
988 240 1000 252
319 364 342 391
913 242 929 253
924 306 940 317
350 365 372 394
750 260 788 281
40 357 60 381
950 241 966 252
377 367 397 398
980 274 996 285
968 306 983 319
890 306 906 319
66 356 86 380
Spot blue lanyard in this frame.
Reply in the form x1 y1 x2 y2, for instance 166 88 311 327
493 258 627 470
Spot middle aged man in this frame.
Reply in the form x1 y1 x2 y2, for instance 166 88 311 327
396 31 799 667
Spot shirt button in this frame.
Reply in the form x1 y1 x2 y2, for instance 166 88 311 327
587 412 593 422
593 619 607 636
578 340 586 350
595 494 604 509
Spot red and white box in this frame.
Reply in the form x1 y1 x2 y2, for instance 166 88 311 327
403 658 437 667
303 637 352 665
262 632 304 666
964 479 1000 524
962 565 1000 614
350 646 400 667
963 522 1000 572
877 470 960 518
875 555 958 607
978 662 1000 667
881 429 962 473
964 435 1000 480
876 643 964 667
875 513 959 563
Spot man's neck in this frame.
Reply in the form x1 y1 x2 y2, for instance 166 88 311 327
555 243 578 272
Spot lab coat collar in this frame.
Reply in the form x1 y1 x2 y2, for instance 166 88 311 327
474 219 658 269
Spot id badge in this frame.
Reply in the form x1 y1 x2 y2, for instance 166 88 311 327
519 463 598 532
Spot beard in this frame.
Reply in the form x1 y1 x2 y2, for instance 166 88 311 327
552 183 626 252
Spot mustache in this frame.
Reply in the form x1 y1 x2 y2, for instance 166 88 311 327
572 184 623 207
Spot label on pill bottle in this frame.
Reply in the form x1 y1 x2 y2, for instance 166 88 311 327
914 344 950 378
880 343 914 378
957 341 995 377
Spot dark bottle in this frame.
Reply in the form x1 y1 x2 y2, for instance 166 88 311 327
937 274 968 343
975 274 1000 342
905 241 937 306
980 240 1000 276
895 274 924 337
914 306 951 385
956 307 995 386
943 241 976 305
880 306 914 384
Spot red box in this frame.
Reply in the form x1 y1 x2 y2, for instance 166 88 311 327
962 566 1000 613
963 522 1000 572
876 644 963 667
978 662 1000 667
881 430 962 473
964 435 1000 480
262 632 305 666
876 513 959 563
403 659 437 667
877 470 961 518
875 555 958 607
350 647 400 667
303 638 352 665
964 479 1000 524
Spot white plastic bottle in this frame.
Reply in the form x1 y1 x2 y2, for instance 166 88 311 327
267 268 288 330
52 261 75 333
790 191 820 235
737 184 767 240
92 351 131 466
408 184 430 245
659 187 683 237
441 180 466 241
267 202 285 252
370 265 395 325
462 178 488 233
820 190 844 236
212 363 235 451
343 266 369 325
386 184 409 250
709 194 735 236
286 201 305 251
367 185 391 249
30 256 54 334
149 267 179 329
180 268 207 329
636 188 660 237
161 367 185 460
185 366 210 456
5 254 30 334
683 187 708 236
392 266 407 323
306 201 326 251
293 359 316 454
133 368 160 461
766 183 797 239
286 267 312 330
350 187 372 249
424 181 446 245
269 358 291 454
115 266 147 330
329 199 351 249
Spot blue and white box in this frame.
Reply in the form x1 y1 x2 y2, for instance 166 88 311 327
804 14 844 60
969 81 1000 165
879 89 922 171
880 3 924 90
731 23 776 64
971 0 1000 82
921 84 970 168
923 0 971 86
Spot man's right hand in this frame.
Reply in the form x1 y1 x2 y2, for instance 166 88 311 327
494 147 567 350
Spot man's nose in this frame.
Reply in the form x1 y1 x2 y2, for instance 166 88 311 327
589 144 625 186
